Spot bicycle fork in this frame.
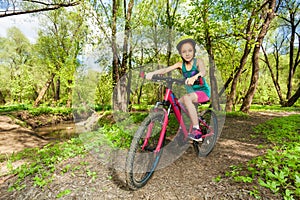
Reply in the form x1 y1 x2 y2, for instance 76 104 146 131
141 108 169 153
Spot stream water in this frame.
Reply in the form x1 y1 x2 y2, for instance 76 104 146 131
34 121 78 140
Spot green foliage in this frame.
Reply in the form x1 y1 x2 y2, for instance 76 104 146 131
225 111 249 118
7 138 86 190
56 189 71 198
0 104 72 117
250 105 300 112
131 104 153 111
99 123 134 149
28 106 72 116
95 73 113 106
253 114 300 145
0 104 29 113
213 175 222 183
97 112 149 149
226 114 300 199
81 112 150 150
0 27 37 104
86 169 97 182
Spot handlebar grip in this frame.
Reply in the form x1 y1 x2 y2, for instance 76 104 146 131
199 77 203 85
193 77 203 86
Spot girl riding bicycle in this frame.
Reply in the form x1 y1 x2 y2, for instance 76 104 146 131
146 38 210 141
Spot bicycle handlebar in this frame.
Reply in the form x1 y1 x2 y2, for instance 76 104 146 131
151 75 185 84
151 74 202 86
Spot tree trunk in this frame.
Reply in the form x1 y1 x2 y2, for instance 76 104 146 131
34 73 56 107
240 0 276 113
55 77 60 101
0 91 5 105
65 79 72 108
205 33 220 110
277 0 300 105
165 0 179 67
113 76 128 112
261 45 285 104
112 0 119 86
286 25 296 99
226 42 252 111
284 85 300 107
112 0 120 111
226 11 254 112
202 5 220 110
137 44 144 105
112 0 134 113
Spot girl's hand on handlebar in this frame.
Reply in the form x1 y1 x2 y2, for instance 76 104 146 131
145 72 156 80
185 76 197 86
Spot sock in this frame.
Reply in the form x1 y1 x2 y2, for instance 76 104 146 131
193 125 200 130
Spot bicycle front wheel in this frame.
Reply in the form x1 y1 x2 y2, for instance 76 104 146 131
193 109 218 157
125 111 166 190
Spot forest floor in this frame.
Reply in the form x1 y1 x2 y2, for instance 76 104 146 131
0 110 298 200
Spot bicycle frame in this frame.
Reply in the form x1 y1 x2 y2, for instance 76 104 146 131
142 87 190 153
163 88 215 142
141 77 215 154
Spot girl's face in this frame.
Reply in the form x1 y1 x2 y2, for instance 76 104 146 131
180 42 194 62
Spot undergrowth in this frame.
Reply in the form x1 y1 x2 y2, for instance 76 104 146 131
6 138 86 191
225 114 300 199
0 104 72 116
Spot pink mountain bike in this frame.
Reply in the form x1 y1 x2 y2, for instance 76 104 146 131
125 75 218 190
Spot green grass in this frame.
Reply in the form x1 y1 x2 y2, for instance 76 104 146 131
0 104 72 116
225 111 250 118
131 104 155 111
250 104 300 112
6 138 86 191
0 104 29 113
225 114 300 199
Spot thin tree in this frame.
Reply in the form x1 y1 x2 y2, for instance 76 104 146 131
240 0 277 113
278 0 300 102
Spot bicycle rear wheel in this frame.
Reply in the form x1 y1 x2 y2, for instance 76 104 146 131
125 111 166 190
193 109 218 157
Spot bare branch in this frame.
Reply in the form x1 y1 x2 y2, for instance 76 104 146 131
0 1 80 18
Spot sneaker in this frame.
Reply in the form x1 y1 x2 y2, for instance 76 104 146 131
188 128 203 142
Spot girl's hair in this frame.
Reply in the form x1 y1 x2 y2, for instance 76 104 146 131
176 38 196 62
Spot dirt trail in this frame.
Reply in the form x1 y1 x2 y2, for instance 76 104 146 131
0 116 49 154
1 111 296 200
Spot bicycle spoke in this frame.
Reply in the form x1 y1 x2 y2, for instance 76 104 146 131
126 111 166 190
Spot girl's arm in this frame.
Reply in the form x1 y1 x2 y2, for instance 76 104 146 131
185 58 206 85
146 62 181 80
197 58 206 77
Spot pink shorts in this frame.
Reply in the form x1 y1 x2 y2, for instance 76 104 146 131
195 91 209 103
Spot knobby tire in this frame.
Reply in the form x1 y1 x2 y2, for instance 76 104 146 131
125 111 166 190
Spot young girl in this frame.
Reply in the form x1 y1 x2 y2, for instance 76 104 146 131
146 38 210 141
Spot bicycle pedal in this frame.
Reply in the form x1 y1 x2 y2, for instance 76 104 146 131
144 146 155 152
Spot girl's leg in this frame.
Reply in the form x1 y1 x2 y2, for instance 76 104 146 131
180 92 209 141
179 91 209 128
179 93 199 127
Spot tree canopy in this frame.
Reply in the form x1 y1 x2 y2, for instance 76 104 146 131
0 0 299 112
